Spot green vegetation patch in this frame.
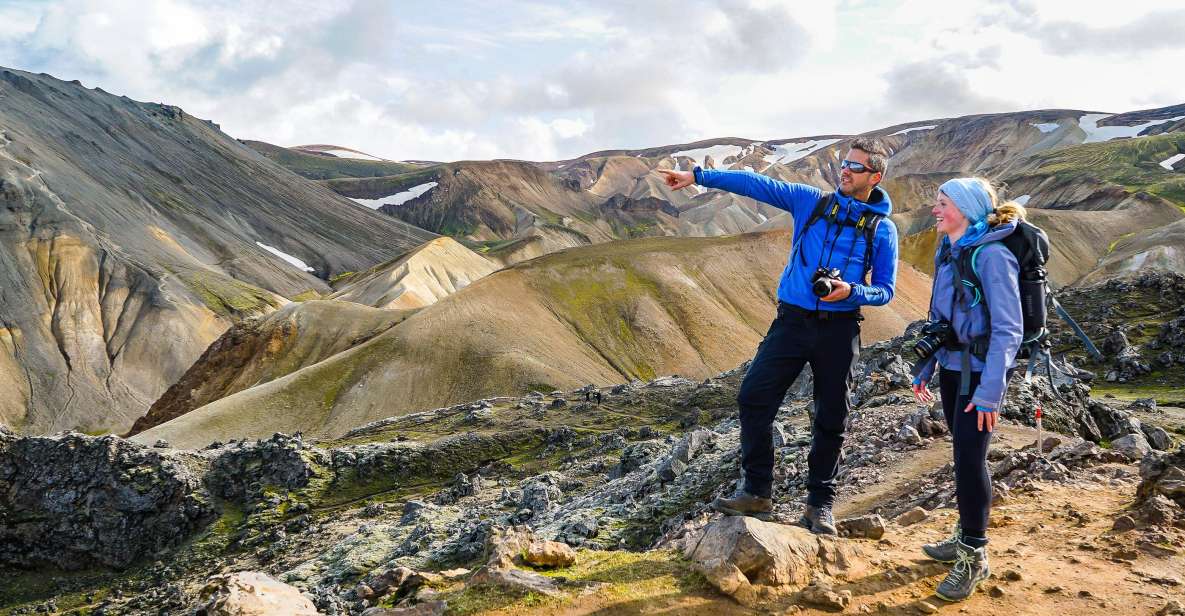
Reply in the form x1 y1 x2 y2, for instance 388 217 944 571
1019 132 1185 207
437 549 718 616
179 269 282 318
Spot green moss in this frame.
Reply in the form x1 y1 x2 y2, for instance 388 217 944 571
437 549 717 615
329 271 356 284
530 262 663 381
1018 132 1185 208
291 289 321 302
181 270 281 318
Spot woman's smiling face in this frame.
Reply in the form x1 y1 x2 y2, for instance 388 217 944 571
932 191 968 236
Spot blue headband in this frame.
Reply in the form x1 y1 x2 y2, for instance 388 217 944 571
939 178 993 224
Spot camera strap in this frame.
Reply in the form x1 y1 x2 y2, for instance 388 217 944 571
795 193 883 282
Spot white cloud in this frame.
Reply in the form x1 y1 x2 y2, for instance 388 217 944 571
0 0 1182 162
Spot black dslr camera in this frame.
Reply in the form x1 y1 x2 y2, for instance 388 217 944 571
811 267 843 297
913 320 955 361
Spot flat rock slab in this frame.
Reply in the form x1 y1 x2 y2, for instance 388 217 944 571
467 566 564 597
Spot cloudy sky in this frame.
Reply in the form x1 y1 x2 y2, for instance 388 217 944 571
2 0 1184 161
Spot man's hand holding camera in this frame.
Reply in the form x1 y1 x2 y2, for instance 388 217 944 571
811 268 852 302
818 279 851 302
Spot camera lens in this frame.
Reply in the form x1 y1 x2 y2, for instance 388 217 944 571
812 278 833 297
913 336 939 360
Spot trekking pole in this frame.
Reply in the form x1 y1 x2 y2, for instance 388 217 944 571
1034 402 1044 460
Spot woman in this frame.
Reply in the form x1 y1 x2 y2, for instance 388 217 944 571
911 177 1024 602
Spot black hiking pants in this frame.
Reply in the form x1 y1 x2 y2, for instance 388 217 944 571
736 302 861 508
938 368 993 540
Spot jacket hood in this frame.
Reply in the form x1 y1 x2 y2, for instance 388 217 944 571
836 184 892 217
946 220 1019 255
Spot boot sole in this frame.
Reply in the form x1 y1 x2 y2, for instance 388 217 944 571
711 502 772 521
934 573 990 603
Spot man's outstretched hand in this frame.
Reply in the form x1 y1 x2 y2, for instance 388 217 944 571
655 169 695 190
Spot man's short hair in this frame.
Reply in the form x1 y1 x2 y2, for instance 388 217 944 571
849 137 888 175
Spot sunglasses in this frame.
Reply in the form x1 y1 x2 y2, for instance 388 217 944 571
840 159 878 174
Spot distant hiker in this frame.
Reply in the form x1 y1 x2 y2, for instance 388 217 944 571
910 177 1025 602
594 391 603 404
656 138 899 535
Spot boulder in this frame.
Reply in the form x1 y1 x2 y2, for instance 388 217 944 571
194 571 320 615
894 507 928 527
896 425 923 446
658 429 715 482
1113 433 1153 460
837 514 886 540
685 516 866 594
1144 425 1174 451
524 540 577 568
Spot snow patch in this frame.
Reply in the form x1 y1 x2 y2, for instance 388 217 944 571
1078 113 1185 144
1013 194 1031 206
890 125 936 136
1031 122 1060 134
256 242 314 272
1159 153 1185 170
349 182 439 210
762 139 842 166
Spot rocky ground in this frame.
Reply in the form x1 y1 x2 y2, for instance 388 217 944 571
1 274 1184 615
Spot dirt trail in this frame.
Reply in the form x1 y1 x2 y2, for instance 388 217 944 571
474 424 1185 615
837 423 1039 519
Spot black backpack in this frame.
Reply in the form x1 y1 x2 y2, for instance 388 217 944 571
954 219 1051 350
951 218 1102 374
792 192 884 283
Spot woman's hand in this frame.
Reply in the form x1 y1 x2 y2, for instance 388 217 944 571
655 169 695 190
966 402 999 432
912 380 934 404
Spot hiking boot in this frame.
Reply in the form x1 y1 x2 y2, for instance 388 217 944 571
796 504 837 535
711 488 773 520
935 540 991 602
922 522 962 563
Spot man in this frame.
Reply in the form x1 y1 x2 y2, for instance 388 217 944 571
656 138 898 534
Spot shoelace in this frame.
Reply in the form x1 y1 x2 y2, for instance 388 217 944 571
818 508 834 524
946 549 976 585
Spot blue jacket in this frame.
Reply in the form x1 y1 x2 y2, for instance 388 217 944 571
914 222 1024 410
694 167 898 311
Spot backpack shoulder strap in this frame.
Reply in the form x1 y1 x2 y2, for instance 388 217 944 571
794 191 834 266
798 192 833 240
859 214 884 282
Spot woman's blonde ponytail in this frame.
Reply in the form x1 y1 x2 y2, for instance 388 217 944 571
990 201 1027 225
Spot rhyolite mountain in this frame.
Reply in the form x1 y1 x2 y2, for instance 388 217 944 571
4 62 1185 442
284 105 1185 281
0 67 436 435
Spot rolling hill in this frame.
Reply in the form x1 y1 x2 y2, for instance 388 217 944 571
130 230 931 448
